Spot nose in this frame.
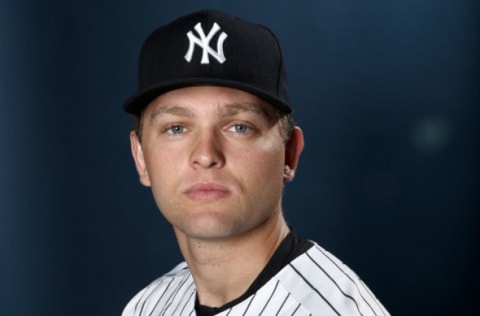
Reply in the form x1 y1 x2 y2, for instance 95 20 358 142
189 129 225 169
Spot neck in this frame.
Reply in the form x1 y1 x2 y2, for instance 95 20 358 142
174 212 289 308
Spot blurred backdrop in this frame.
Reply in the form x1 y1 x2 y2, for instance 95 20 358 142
1 0 478 315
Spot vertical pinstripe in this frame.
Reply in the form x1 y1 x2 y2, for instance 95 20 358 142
122 243 389 316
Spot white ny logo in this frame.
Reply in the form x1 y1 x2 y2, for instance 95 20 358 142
184 22 228 64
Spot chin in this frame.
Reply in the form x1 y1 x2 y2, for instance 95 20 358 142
178 218 246 241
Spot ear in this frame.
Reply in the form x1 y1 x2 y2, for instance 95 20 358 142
283 126 304 183
130 131 151 187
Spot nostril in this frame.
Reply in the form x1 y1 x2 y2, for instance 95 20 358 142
189 136 225 169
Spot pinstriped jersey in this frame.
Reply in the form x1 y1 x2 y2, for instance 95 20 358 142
122 241 389 316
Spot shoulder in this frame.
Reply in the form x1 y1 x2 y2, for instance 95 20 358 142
121 262 196 316
274 241 390 316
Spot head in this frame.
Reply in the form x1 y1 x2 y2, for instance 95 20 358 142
124 10 304 240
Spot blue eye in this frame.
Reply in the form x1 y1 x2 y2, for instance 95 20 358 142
167 125 185 134
233 124 250 134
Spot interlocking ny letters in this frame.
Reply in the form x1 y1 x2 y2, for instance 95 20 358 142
185 22 228 64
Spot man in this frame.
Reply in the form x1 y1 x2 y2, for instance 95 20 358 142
122 9 389 316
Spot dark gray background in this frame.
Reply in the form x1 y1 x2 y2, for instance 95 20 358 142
1 0 478 315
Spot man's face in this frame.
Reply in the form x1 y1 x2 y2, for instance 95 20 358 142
130 86 303 241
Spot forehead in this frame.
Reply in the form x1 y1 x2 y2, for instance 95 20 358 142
143 86 277 117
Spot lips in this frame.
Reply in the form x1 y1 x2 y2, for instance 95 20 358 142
184 183 231 201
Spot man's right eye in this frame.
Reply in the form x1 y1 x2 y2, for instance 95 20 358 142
166 125 185 135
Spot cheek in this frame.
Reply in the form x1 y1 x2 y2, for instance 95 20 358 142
236 141 285 184
143 148 180 188
143 153 183 217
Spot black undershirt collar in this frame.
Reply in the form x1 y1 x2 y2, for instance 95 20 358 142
195 231 313 316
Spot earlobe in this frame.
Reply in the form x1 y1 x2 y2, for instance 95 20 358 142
283 165 295 182
130 131 151 187
283 126 304 183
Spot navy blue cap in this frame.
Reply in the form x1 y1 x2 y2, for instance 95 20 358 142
124 10 291 114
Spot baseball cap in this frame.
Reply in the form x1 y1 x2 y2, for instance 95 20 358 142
123 10 291 115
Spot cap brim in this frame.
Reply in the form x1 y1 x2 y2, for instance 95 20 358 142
123 78 291 115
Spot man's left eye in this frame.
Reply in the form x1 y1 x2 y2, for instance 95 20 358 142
231 124 250 134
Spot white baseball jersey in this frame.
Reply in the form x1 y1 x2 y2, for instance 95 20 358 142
122 235 389 316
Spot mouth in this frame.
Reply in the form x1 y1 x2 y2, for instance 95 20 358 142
184 183 231 201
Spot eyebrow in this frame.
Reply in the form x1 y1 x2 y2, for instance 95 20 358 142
222 102 274 122
149 105 194 124
149 102 274 124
